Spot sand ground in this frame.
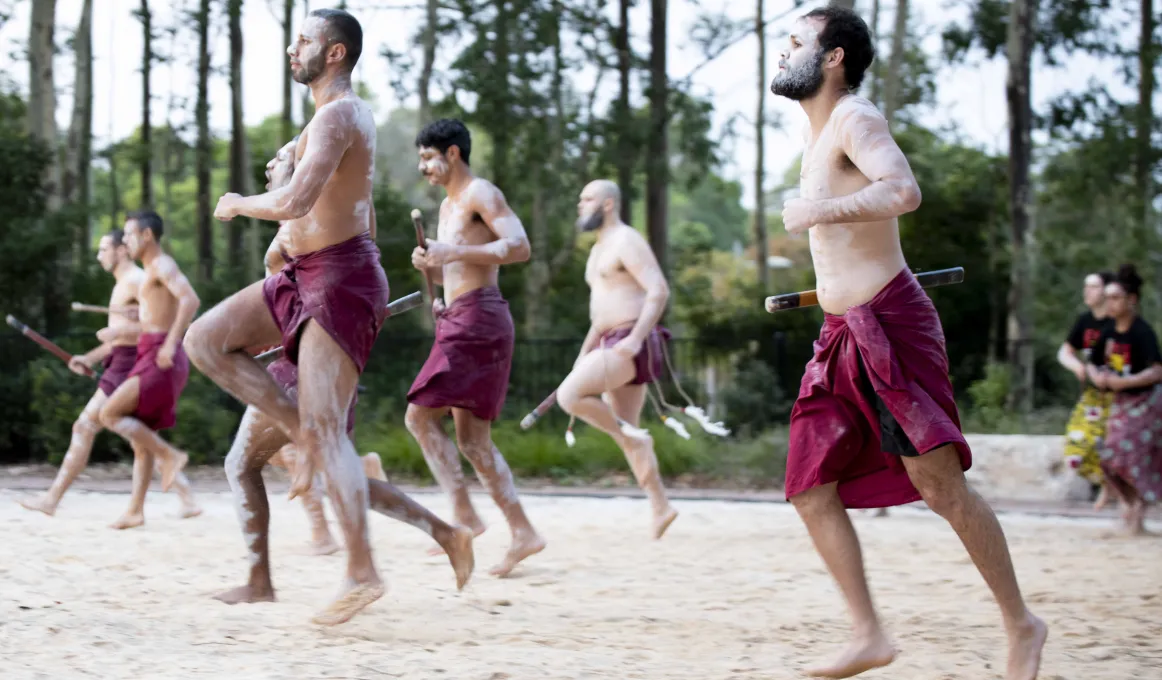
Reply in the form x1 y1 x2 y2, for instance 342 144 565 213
1 485 1159 680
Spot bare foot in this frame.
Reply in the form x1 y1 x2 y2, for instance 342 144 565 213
308 536 342 556
1006 614 1047 680
806 631 897 678
160 450 188 492
180 505 203 519
441 524 476 590
213 583 276 605
18 496 57 517
1092 485 1110 511
361 453 387 481
109 513 145 530
489 531 547 578
654 506 679 539
310 579 386 626
428 522 486 556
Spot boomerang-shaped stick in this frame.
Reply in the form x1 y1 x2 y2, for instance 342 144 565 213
411 209 439 320
253 291 426 362
6 314 97 378
764 267 965 313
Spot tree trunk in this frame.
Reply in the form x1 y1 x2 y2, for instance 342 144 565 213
28 0 58 206
754 0 768 292
196 0 213 282
109 147 122 229
828 0 855 8
282 0 293 142
491 1 512 191
1005 0 1037 412
64 0 93 266
882 0 908 125
139 0 153 207
615 0 634 223
419 0 437 124
646 0 669 280
1137 0 1155 262
868 0 881 105
228 0 247 273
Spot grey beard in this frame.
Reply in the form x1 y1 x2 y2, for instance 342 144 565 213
770 49 826 101
576 211 603 232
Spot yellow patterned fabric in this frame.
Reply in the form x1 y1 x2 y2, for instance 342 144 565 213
1064 386 1112 484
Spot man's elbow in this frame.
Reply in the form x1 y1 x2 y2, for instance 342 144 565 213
183 292 201 314
898 182 922 214
508 238 531 263
649 280 670 305
284 191 317 220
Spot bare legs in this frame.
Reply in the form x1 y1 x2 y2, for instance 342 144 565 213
557 348 677 538
789 445 1046 679
97 377 197 529
19 392 104 516
405 403 544 577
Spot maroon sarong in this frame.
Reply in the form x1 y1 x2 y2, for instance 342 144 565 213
785 268 972 509
596 325 671 385
407 286 513 421
267 357 356 436
127 332 189 431
1100 385 1162 504
262 232 389 374
98 345 138 397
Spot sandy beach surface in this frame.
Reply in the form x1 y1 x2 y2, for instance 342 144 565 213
1 485 1159 679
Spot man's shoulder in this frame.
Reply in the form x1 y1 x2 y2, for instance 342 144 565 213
833 95 886 129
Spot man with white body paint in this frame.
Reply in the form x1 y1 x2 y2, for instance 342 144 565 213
770 7 1047 679
408 119 546 577
98 211 201 530
553 179 678 539
185 9 435 625
18 230 200 521
204 139 472 604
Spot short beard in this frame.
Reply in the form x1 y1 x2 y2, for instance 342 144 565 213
770 48 826 101
293 52 325 85
575 210 603 233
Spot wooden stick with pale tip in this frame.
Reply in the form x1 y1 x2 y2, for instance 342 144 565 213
253 291 426 361
6 314 97 378
411 208 438 320
71 302 139 317
764 267 965 313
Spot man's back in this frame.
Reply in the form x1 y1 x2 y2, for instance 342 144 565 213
280 96 376 257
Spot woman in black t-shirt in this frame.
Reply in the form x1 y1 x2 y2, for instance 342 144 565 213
1058 271 1114 501
1086 264 1162 534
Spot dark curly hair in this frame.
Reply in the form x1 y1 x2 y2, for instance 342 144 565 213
803 5 876 90
415 118 472 165
1115 263 1143 298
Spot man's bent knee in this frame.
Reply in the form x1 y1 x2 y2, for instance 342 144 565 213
788 483 841 515
556 386 582 416
73 415 101 439
183 317 218 371
404 404 430 438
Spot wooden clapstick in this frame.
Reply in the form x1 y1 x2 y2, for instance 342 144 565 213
411 208 438 320
6 314 97 378
71 302 139 318
253 291 426 361
765 267 965 313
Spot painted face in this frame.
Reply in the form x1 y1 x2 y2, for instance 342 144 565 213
417 146 451 186
771 18 827 101
1103 282 1132 319
575 186 605 232
96 235 119 273
288 17 328 85
266 140 298 190
1083 274 1106 308
123 219 148 260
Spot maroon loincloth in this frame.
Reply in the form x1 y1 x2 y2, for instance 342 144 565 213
262 232 389 374
596 325 672 385
127 332 190 431
407 286 514 421
267 357 356 436
784 268 972 509
98 345 138 397
1100 385 1162 504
